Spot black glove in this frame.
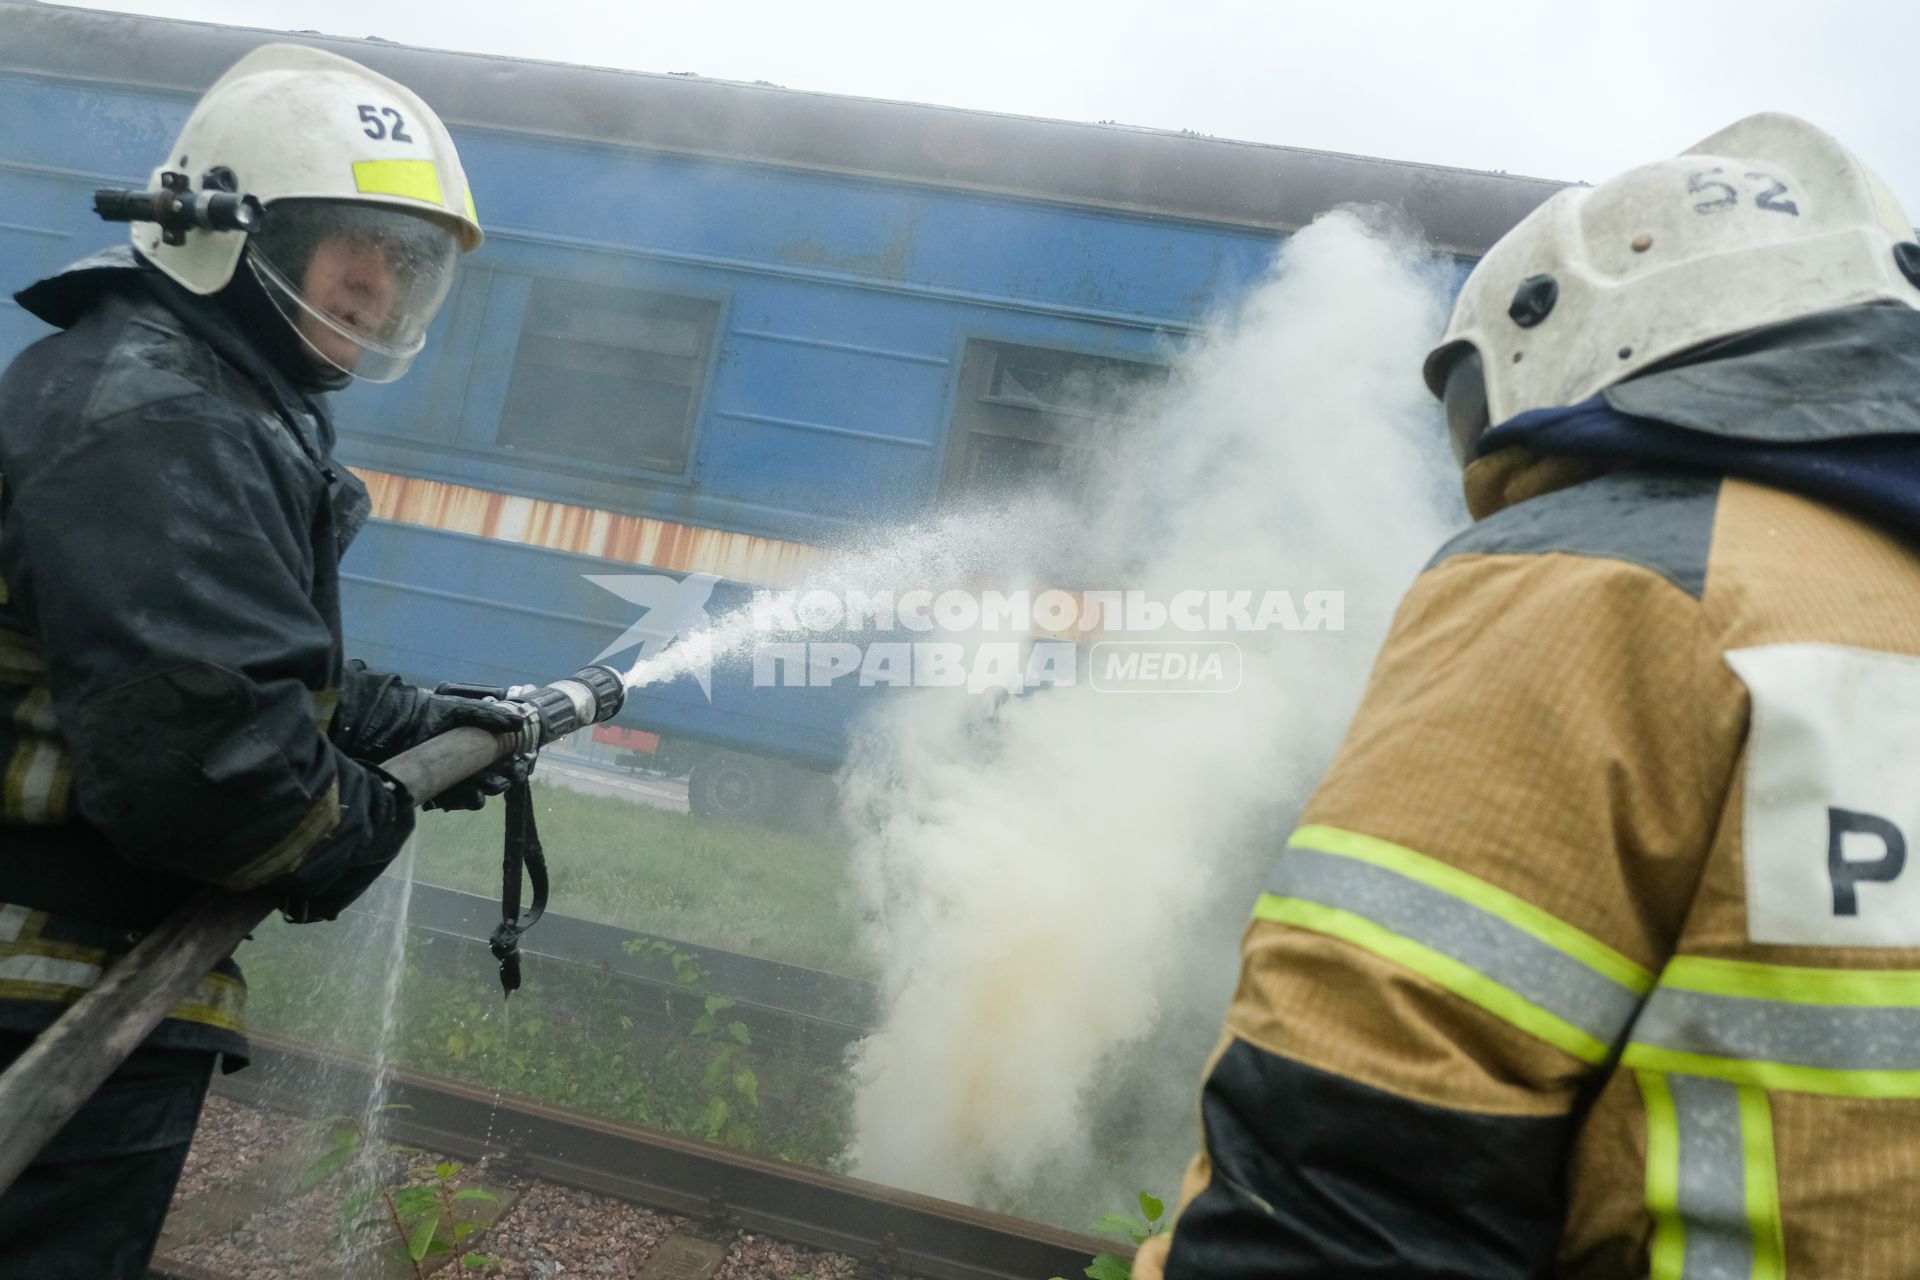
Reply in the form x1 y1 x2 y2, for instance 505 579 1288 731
416 679 539 812
278 760 417 923
424 748 535 812
330 660 526 762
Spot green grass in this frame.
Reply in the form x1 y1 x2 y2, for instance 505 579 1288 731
408 781 872 978
241 918 853 1169
233 783 868 1178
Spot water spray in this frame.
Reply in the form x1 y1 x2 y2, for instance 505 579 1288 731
0 664 626 1195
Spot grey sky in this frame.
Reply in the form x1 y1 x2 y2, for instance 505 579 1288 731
61 0 1920 212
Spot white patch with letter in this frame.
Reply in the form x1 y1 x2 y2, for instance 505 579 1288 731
1728 644 1920 947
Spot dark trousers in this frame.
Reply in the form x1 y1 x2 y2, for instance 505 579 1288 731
0 1030 215 1279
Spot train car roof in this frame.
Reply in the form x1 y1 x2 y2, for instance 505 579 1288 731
0 0 1569 255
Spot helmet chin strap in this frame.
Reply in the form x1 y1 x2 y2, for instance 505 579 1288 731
220 249 350 393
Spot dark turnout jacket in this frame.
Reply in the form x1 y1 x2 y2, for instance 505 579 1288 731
1140 306 1920 1279
0 249 414 1057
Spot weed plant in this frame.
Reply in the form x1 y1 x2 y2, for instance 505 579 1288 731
1054 1193 1166 1280
298 1112 502 1276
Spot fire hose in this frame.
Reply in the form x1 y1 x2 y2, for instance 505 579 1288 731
0 664 626 1195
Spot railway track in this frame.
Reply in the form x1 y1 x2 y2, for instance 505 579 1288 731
151 1034 1110 1280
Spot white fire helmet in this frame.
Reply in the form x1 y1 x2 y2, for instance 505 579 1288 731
1426 113 1920 462
135 43 483 383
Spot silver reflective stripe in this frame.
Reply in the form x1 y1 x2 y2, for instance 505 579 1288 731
1272 847 1644 1047
1636 985 1920 1071
0 905 28 942
6 686 70 824
1669 1076 1754 1279
0 953 101 989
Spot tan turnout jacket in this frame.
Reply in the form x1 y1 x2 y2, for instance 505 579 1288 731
1141 443 1920 1279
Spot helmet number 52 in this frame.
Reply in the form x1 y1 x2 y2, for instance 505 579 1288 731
357 104 414 144
1688 167 1799 216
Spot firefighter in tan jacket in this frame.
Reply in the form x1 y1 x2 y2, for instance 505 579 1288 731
1138 113 1920 1279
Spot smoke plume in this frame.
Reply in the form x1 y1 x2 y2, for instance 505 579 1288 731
839 211 1464 1214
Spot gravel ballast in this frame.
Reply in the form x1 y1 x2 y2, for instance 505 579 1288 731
161 1094 857 1280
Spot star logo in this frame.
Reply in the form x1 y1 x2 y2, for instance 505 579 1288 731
584 571 720 699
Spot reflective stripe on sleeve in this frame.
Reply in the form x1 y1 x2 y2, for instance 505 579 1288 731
1624 956 1920 1096
213 781 342 891
1255 825 1654 1065
1636 1071 1785 1280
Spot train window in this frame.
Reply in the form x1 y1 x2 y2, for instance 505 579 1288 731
942 340 1168 503
496 279 720 474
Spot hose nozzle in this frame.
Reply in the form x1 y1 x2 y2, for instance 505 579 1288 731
517 665 627 747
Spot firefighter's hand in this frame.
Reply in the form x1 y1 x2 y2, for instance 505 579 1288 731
423 751 535 812
409 689 527 746
332 662 529 761
415 682 536 812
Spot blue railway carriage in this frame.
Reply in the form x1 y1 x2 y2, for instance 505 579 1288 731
0 2 1561 820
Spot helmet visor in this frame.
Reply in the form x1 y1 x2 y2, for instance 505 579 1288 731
247 199 459 384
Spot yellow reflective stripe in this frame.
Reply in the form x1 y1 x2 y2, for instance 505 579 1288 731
0 972 243 1032
1622 1043 1920 1099
0 627 43 683
3 933 108 967
1290 824 1654 993
1738 1087 1786 1280
1254 894 1612 1064
352 159 443 205
1665 954 1920 1007
463 186 477 223
1637 1071 1685 1280
4 686 69 824
2 744 31 822
0 904 244 1033
44 759 69 821
311 687 341 733
0 978 87 1002
2 919 116 969
170 972 245 1033
12 909 45 943
214 781 341 890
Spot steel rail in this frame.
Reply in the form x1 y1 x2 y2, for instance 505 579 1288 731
202 1034 1109 1280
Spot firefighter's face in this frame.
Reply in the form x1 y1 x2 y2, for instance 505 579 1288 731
296 235 398 374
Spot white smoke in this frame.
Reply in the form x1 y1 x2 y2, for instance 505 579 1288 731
840 211 1464 1211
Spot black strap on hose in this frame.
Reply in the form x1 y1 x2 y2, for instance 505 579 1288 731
489 775 547 996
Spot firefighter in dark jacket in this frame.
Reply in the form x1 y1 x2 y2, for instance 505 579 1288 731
1140 114 1920 1278
0 44 521 1277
